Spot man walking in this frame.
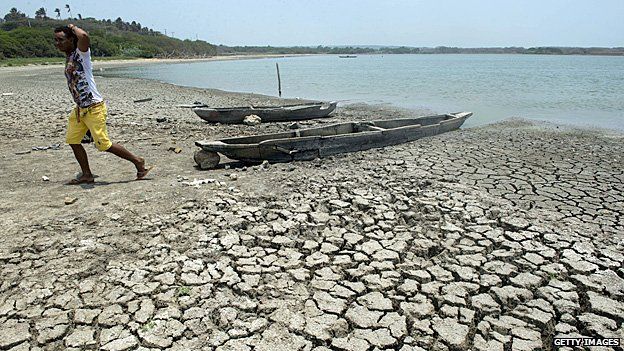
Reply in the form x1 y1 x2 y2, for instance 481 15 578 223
54 24 152 184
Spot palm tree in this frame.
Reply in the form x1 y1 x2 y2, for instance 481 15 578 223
77 14 82 20
54 8 61 19
65 4 72 19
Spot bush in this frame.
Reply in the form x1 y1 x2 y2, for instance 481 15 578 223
90 36 119 56
0 30 24 57
121 47 143 57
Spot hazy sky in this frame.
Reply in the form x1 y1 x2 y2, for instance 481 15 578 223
2 0 623 47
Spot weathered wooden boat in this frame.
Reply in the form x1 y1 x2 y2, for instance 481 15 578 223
192 101 338 124
194 112 471 169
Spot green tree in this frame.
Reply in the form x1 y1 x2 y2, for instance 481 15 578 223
90 36 119 56
10 27 59 57
35 8 47 19
0 30 24 57
54 8 61 19
4 7 26 21
65 4 72 19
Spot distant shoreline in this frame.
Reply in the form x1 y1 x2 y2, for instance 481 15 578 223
0 54 310 70
216 46 624 56
93 54 311 69
1 49 622 69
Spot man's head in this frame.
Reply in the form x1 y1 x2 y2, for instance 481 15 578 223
54 26 77 54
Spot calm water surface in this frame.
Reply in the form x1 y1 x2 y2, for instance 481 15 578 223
104 54 624 130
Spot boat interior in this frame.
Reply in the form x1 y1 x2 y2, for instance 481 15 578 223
200 101 333 111
218 114 459 145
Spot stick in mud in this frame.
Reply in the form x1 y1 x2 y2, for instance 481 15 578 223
276 63 282 97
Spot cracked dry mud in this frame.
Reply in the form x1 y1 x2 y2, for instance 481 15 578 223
0 63 623 350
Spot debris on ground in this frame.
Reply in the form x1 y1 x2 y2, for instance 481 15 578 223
180 178 216 187
31 143 61 151
243 114 262 125
64 197 77 205
133 97 153 103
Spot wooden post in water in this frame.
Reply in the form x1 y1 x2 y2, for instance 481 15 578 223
276 63 282 97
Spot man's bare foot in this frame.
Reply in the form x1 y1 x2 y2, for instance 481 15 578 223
66 175 94 185
136 157 154 180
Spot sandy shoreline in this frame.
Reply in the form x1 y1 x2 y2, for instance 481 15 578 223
0 54 312 74
0 66 622 350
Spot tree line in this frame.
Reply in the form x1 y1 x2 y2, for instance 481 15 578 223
0 7 217 59
218 45 624 56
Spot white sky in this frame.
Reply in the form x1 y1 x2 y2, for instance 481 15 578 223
2 0 623 47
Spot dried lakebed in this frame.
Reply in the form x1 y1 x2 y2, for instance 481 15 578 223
0 65 623 350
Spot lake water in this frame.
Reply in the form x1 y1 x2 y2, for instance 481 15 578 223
103 54 624 130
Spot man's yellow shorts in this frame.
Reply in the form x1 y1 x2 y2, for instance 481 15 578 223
66 102 113 151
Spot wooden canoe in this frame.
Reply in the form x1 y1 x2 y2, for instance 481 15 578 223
194 112 471 168
192 101 338 124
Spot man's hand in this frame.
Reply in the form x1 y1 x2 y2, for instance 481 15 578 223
68 24 90 53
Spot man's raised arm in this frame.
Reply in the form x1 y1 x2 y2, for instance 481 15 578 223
68 24 89 52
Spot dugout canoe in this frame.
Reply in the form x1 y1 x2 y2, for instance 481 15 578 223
193 112 471 169
192 101 338 124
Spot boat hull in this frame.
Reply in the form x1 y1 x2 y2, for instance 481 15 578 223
193 101 338 124
195 112 471 165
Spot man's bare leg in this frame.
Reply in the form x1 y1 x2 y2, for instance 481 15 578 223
69 144 94 183
105 143 151 179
